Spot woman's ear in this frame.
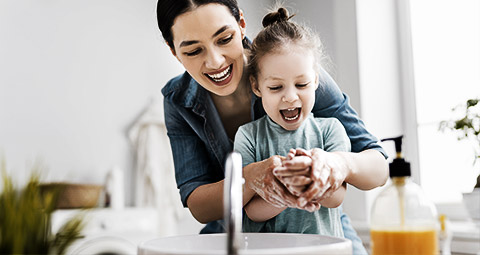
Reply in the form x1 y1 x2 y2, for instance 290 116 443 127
238 9 247 40
166 41 176 56
166 41 183 63
250 76 262 97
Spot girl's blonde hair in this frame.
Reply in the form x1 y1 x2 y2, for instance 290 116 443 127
247 7 328 85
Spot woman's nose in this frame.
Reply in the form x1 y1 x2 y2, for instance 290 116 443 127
205 49 225 70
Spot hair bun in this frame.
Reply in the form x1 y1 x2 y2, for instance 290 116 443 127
262 7 292 27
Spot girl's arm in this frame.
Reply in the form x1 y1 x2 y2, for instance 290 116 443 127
244 195 286 222
316 183 346 208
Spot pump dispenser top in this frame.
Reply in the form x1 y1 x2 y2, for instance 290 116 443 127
381 136 411 177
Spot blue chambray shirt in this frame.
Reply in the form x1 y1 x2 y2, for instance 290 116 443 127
161 68 386 235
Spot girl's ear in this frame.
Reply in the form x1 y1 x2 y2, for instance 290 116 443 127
250 76 262 97
314 73 319 90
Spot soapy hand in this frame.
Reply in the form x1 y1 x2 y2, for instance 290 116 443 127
245 155 299 208
299 148 349 205
273 148 349 210
273 148 312 196
272 148 322 212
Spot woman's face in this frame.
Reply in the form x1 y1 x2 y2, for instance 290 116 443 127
170 4 246 96
251 47 318 131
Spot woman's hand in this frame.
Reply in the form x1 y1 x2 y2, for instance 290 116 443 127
243 155 299 208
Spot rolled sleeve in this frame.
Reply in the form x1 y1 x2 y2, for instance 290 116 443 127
164 99 221 207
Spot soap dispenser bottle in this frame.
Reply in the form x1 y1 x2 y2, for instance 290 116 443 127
370 136 439 255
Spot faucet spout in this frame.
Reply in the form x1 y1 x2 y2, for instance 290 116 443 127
224 152 243 255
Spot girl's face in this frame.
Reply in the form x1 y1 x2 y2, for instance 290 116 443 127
251 47 318 131
170 4 246 96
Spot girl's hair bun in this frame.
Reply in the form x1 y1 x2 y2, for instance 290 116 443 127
262 7 293 27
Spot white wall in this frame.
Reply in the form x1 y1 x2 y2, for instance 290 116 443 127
0 0 184 205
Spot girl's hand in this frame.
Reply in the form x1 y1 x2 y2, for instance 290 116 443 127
274 148 324 212
298 148 350 206
273 148 312 196
244 155 299 208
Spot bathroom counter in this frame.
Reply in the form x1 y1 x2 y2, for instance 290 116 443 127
449 220 480 255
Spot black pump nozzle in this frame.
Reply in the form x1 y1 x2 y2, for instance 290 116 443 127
381 135 411 177
381 136 404 158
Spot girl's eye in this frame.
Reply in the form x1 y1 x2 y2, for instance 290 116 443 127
218 35 233 45
184 48 202 56
296 82 310 88
268 86 282 91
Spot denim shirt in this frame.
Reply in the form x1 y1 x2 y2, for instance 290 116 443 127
162 69 386 234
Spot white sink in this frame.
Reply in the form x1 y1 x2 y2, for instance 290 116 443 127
138 233 352 255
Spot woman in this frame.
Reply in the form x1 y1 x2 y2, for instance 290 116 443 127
156 0 388 253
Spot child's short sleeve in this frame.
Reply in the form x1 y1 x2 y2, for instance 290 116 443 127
233 125 257 168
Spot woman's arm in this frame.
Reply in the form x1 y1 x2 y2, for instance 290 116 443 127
338 149 389 189
187 157 298 223
300 149 388 204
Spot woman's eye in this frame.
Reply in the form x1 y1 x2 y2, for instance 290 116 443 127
218 35 233 45
185 48 202 56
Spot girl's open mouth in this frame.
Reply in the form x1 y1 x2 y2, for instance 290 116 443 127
280 107 301 121
204 64 233 86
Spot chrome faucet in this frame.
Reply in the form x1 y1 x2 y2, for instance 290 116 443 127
224 152 243 255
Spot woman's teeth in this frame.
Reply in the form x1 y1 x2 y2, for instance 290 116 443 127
207 65 231 82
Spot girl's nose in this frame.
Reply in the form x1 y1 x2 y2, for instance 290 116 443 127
282 87 299 103
205 49 225 70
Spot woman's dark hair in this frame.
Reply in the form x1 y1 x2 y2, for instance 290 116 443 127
247 7 326 84
157 0 241 51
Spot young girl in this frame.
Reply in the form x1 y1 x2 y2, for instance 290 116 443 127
234 7 349 237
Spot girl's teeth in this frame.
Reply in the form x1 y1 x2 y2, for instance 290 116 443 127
284 115 299 121
281 108 300 121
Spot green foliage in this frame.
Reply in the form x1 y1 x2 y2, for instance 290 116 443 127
439 98 480 188
0 160 85 255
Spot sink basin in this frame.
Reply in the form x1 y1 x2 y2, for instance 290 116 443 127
138 233 352 255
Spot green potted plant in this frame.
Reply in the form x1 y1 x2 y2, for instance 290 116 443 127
0 160 86 254
439 98 480 221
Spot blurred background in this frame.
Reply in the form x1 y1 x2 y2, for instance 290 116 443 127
1 0 479 254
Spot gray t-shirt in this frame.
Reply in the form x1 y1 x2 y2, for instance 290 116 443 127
233 113 350 236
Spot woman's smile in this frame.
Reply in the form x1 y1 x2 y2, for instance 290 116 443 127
204 64 234 86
